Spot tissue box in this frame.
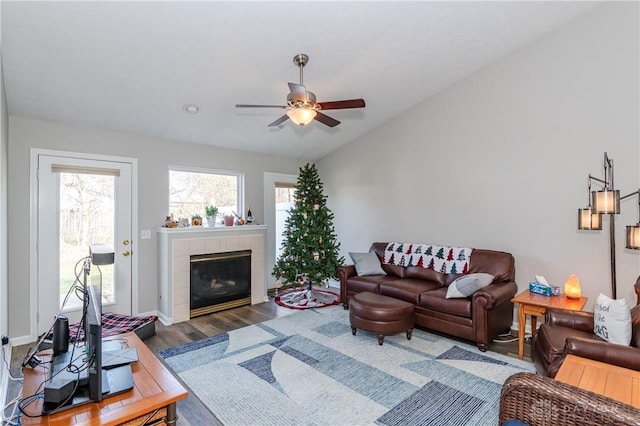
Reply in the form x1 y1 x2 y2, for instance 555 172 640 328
529 282 560 296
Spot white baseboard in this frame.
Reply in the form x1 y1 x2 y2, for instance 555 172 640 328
157 312 172 326
8 334 33 347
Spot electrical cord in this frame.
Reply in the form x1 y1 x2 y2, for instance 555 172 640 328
22 256 91 369
20 350 90 418
493 330 520 343
1 393 23 425
0 347 23 425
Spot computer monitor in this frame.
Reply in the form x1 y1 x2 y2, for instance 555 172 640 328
84 272 102 402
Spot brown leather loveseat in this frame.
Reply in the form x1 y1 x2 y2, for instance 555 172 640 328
338 242 517 351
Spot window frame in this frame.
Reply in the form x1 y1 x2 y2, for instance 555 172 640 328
168 166 244 220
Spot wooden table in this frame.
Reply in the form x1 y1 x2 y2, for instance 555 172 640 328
556 354 640 408
511 290 587 359
21 332 188 425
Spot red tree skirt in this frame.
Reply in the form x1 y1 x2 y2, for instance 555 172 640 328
274 288 340 310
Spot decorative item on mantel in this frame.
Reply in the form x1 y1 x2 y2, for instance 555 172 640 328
232 211 246 225
191 214 202 227
205 205 218 227
164 216 178 228
246 206 254 224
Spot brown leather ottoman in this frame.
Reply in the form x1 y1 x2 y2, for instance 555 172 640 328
349 291 414 345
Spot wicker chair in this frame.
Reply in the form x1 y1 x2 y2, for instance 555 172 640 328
499 372 640 426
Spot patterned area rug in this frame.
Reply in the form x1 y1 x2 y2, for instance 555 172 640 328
159 306 534 426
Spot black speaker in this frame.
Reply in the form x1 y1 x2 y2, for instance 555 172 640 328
52 315 69 356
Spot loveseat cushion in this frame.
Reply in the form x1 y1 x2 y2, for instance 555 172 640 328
370 243 406 278
379 278 441 305
467 249 514 282
533 322 596 375
405 266 445 286
346 275 393 295
419 287 472 318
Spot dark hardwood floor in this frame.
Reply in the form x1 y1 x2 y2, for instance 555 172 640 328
6 293 531 425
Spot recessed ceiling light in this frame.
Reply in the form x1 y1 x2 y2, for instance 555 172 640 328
183 104 199 114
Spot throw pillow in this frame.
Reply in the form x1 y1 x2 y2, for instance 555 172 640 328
349 252 386 276
593 293 632 345
445 273 494 298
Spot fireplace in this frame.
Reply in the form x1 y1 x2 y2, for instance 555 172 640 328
190 250 251 317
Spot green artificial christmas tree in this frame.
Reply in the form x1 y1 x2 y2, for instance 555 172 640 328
273 163 344 307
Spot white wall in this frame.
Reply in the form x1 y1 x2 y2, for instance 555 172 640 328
317 3 640 311
7 117 304 340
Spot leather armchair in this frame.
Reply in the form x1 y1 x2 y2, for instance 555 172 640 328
531 277 640 378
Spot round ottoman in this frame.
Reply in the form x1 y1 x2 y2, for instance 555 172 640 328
348 292 414 345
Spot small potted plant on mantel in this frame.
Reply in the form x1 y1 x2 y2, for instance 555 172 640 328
205 205 218 227
191 214 203 227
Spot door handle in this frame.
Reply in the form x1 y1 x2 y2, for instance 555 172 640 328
123 240 130 246
123 250 131 257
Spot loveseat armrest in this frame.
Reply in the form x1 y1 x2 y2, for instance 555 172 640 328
564 336 640 372
473 280 517 310
545 308 594 332
338 265 357 308
500 372 640 426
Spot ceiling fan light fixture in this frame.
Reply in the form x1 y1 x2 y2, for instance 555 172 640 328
287 107 317 126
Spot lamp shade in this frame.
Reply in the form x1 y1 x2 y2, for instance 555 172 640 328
287 108 317 126
577 208 602 230
564 274 581 299
626 224 640 249
592 189 620 214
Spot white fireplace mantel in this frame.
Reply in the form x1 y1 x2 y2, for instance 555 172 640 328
157 225 268 325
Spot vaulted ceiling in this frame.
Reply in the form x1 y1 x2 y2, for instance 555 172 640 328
1 1 598 160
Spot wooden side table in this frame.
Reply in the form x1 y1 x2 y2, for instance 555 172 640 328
510 290 587 359
556 354 640 408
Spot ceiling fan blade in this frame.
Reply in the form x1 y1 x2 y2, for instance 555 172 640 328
316 99 366 110
314 111 340 128
236 104 286 108
268 115 290 127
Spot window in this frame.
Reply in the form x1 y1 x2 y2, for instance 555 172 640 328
275 182 296 259
169 168 243 221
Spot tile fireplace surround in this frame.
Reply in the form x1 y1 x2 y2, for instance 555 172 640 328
157 225 267 325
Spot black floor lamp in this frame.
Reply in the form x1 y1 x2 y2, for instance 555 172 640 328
577 152 640 299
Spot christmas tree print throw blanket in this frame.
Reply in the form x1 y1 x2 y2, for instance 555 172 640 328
383 242 473 275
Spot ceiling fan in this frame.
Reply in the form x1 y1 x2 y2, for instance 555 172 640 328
235 53 365 128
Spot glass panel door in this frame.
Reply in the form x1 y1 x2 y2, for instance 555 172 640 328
37 154 132 334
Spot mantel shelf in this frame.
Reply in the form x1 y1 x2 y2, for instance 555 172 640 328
157 224 266 234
